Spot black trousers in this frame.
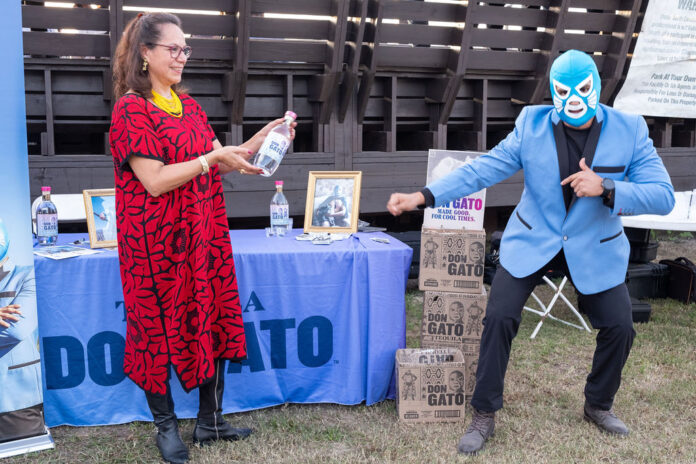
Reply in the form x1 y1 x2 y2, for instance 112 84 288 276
471 250 635 412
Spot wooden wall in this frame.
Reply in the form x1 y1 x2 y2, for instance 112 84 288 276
22 0 696 219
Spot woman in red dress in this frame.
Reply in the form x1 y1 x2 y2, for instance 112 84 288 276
109 13 295 464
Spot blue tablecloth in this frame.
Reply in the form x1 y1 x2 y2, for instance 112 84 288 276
34 230 412 426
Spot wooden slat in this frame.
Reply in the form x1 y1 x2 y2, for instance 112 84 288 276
470 5 549 28
376 46 450 69
22 5 109 30
379 23 456 46
122 11 235 36
471 29 547 51
556 33 616 53
571 0 626 10
467 50 540 72
123 0 235 12
188 38 235 61
52 94 111 117
52 71 105 93
566 12 629 32
251 0 333 16
249 40 327 64
23 32 110 58
249 17 330 40
380 0 467 23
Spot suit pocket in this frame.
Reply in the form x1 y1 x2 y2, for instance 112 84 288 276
600 230 623 243
516 211 532 230
593 165 625 174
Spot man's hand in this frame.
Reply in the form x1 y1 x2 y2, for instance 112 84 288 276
387 192 425 216
0 304 22 329
560 157 603 197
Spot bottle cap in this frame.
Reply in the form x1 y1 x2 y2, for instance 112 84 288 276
41 186 51 193
284 111 297 120
275 180 283 187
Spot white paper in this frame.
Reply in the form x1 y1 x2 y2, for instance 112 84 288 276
614 1 696 117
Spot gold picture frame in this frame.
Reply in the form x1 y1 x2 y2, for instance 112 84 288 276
83 189 117 249
304 171 362 234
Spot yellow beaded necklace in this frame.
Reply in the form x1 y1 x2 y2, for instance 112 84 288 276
151 89 182 118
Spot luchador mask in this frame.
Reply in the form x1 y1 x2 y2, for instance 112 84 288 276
0 218 9 262
549 50 601 127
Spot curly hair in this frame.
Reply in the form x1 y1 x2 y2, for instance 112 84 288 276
112 12 187 100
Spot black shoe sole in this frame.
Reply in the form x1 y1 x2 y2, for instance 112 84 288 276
583 413 629 437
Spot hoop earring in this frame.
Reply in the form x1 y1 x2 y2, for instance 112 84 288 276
142 58 148 72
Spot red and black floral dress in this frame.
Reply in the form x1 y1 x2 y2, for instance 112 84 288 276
109 93 246 395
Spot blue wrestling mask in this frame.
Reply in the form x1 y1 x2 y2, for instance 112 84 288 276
0 218 8 262
549 50 601 127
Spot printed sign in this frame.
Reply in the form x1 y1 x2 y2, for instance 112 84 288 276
423 150 486 230
614 1 696 117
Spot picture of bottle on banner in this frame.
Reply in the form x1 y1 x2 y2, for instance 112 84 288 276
423 150 486 231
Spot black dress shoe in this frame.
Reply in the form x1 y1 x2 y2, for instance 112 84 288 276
457 408 495 455
584 402 629 436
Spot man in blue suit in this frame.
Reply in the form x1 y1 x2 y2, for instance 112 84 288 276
388 50 674 454
0 218 46 443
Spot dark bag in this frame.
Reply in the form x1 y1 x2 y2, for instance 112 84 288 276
659 257 696 304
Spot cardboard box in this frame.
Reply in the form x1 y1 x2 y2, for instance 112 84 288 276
420 290 487 399
395 348 467 423
419 229 486 293
423 150 486 231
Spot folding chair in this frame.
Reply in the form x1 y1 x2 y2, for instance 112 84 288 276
523 275 591 339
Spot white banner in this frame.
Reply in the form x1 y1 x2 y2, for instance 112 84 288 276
423 150 486 231
614 0 696 117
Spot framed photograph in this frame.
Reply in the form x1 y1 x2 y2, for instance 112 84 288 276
83 189 117 249
304 171 362 234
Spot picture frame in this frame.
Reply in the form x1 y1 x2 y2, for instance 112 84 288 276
304 171 362 234
83 189 117 249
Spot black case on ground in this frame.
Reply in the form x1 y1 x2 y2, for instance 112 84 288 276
625 263 670 300
658 257 696 304
630 297 651 323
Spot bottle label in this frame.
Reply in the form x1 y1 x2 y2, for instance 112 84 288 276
37 214 58 237
258 132 290 163
270 205 289 225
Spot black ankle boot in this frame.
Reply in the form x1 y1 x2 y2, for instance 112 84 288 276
145 390 189 464
193 359 252 445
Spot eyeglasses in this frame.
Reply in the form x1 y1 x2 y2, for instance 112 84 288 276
148 43 192 59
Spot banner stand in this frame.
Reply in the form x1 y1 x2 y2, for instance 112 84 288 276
0 429 54 459
0 2 55 458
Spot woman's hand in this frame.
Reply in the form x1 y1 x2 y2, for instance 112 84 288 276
0 304 22 329
243 118 298 155
214 146 264 176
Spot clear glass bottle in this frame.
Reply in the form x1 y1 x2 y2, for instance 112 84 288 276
253 111 297 177
36 186 58 246
270 180 290 236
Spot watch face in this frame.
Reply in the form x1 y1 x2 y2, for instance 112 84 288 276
602 177 615 190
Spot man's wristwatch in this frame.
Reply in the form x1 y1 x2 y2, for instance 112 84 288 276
600 177 615 206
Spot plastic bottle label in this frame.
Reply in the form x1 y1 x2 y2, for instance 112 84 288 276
37 214 58 237
259 132 290 163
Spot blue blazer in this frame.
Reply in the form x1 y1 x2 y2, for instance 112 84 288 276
427 104 675 294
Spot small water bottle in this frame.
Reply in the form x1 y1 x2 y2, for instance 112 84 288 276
253 111 297 177
270 180 290 236
36 186 58 246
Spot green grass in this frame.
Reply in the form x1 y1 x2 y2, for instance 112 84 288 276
6 286 696 464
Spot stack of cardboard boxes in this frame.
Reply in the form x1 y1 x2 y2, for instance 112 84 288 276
396 150 488 423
